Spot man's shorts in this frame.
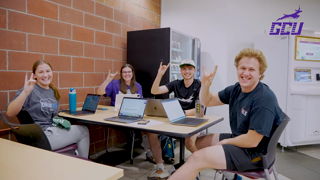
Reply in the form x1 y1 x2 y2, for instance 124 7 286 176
220 133 264 172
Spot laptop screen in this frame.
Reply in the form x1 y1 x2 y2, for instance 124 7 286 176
119 98 147 118
82 94 101 112
162 99 186 122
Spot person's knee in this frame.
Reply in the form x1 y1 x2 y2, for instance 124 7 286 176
185 138 196 151
147 133 158 140
76 125 89 138
187 151 204 165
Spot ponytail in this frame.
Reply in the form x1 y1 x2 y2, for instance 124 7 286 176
49 84 60 100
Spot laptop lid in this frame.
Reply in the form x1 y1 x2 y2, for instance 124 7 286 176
118 97 148 118
145 99 167 117
161 98 186 123
115 93 140 110
82 94 101 112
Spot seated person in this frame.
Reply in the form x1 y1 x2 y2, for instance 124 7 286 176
97 64 143 105
6 60 90 158
148 59 202 180
168 48 283 180
97 63 147 154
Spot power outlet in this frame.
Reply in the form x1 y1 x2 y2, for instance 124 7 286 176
313 130 320 135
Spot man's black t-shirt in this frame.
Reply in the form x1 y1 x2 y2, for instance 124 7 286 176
218 82 282 158
165 79 201 110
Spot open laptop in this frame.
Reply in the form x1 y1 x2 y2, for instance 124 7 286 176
145 99 167 117
104 97 148 123
115 93 140 110
161 98 208 126
66 94 101 116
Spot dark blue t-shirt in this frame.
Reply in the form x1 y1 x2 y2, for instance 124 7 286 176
218 82 282 156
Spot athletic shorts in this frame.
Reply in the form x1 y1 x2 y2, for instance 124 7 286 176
220 133 264 172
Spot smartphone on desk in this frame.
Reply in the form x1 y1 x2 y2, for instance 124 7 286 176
138 120 150 125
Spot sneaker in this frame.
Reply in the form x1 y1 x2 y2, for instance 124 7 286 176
234 174 242 180
195 172 200 180
147 168 169 180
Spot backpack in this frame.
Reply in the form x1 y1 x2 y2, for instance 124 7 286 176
159 135 176 159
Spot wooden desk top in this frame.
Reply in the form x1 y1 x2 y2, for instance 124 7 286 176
59 106 223 138
0 138 123 180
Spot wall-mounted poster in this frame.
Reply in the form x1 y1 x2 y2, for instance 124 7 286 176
295 36 320 62
294 69 312 82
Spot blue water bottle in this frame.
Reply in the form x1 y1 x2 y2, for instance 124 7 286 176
69 88 77 112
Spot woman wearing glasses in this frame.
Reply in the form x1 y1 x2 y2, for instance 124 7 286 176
97 64 143 106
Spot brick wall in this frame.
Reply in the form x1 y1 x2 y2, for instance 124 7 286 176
0 0 161 155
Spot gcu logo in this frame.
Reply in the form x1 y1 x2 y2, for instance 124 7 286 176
269 6 304 35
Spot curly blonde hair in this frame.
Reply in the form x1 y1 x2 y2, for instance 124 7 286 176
234 48 267 80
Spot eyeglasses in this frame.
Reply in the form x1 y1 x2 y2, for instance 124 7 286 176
122 71 132 74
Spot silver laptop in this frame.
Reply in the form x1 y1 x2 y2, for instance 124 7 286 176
104 97 148 123
145 99 167 117
161 98 208 127
115 93 140 110
66 94 101 116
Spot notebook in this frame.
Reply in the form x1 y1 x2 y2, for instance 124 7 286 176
145 99 167 117
161 98 208 127
66 94 101 116
104 97 148 123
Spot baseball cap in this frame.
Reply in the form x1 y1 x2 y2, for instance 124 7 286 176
179 59 196 68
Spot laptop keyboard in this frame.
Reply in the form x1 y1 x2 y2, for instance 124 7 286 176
174 117 208 126
118 116 141 120
176 118 195 124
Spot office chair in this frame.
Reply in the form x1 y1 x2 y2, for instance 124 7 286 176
16 111 79 155
1 113 87 160
214 111 290 180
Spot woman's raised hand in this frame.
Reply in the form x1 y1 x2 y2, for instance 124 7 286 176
23 73 37 94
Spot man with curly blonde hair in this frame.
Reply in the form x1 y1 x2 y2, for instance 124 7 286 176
168 48 282 180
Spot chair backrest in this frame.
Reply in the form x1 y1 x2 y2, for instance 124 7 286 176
2 113 52 151
17 111 35 124
263 111 290 168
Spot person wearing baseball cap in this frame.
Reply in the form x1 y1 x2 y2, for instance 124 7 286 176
147 59 201 180
179 59 196 68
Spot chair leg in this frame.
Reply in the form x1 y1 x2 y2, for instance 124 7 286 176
106 128 110 153
272 166 279 180
264 169 272 180
75 149 79 156
221 174 225 180
130 131 135 164
213 170 219 180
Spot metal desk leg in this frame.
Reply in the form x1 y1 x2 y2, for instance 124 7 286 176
105 128 110 153
130 130 135 164
179 138 185 164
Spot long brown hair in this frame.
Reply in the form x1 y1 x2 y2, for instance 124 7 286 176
32 60 60 100
120 64 137 94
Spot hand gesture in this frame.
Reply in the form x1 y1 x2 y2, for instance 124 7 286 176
23 73 37 94
201 65 218 87
158 62 170 76
106 70 118 81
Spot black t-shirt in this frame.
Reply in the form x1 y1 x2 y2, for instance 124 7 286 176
165 79 201 110
218 82 282 158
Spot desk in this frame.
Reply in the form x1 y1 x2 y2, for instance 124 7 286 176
0 138 123 180
59 106 223 163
